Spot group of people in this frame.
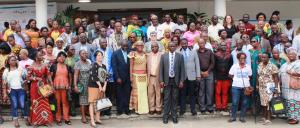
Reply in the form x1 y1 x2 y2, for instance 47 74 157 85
0 10 300 127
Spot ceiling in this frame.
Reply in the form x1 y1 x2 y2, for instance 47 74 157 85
0 0 296 4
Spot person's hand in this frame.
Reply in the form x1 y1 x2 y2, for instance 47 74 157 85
74 86 79 93
160 82 165 88
196 77 201 81
117 78 122 85
179 82 184 89
102 87 106 92
3 93 8 101
98 87 103 92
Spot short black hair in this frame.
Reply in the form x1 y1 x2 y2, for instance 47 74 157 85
4 22 9 28
237 52 247 59
0 42 11 54
286 20 293 26
94 50 103 59
46 41 54 48
272 10 280 16
218 29 226 36
56 51 67 59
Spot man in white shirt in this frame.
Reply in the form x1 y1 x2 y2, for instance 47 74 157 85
158 14 177 39
176 15 187 32
13 24 27 48
59 23 74 47
147 14 161 40
208 15 224 40
231 40 251 65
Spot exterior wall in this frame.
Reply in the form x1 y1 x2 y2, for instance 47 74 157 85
57 1 300 28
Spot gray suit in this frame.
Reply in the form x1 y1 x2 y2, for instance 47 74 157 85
159 52 185 119
179 48 201 80
178 48 201 113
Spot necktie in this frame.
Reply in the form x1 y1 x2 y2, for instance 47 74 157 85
170 53 175 77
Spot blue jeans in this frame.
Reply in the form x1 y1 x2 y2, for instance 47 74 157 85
230 87 249 120
9 89 27 119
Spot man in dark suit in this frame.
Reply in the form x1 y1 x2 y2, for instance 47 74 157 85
159 41 185 124
112 40 131 116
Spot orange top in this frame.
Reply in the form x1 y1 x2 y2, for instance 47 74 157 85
53 64 69 89
25 30 39 48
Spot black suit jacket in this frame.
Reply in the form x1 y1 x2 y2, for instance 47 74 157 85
159 52 186 86
112 49 130 81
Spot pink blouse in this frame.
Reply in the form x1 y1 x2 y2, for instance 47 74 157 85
183 30 201 46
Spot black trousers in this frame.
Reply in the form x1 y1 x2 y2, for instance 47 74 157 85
179 79 197 113
163 78 178 119
102 82 116 115
116 80 131 114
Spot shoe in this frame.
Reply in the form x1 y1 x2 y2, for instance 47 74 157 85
163 118 168 124
172 118 178 124
288 119 299 124
208 110 214 114
95 120 102 125
56 121 62 126
90 122 97 128
191 111 197 116
149 111 155 115
179 112 185 116
156 111 162 115
228 118 236 123
65 121 72 125
14 119 20 128
81 118 89 124
239 118 246 123
200 111 206 114
263 120 271 125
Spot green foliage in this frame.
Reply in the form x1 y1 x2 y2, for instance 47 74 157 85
54 5 80 26
186 11 224 25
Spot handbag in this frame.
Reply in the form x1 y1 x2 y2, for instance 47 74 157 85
270 94 287 115
96 96 112 111
240 68 253 96
38 80 54 97
289 75 300 90
77 83 84 93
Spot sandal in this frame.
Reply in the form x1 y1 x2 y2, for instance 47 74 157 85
14 120 20 128
263 120 272 125
56 121 62 126
95 120 102 124
90 122 97 128
81 118 89 124
258 118 266 123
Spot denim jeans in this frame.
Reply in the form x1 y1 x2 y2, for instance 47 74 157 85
230 87 249 120
9 89 27 119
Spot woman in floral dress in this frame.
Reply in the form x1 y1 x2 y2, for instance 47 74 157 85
257 52 279 125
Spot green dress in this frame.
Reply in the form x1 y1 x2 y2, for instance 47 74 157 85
249 48 265 89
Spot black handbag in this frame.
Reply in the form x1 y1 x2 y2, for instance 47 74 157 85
270 94 287 115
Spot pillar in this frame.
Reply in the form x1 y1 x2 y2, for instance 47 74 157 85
214 0 226 17
35 0 48 28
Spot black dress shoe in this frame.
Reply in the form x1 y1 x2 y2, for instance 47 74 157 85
173 118 178 124
239 118 246 123
179 112 185 116
149 111 155 115
228 118 236 123
163 118 168 124
191 111 197 116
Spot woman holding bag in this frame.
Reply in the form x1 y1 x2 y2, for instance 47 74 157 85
74 50 91 124
228 52 252 123
257 53 279 125
27 50 54 127
88 51 108 127
280 47 300 124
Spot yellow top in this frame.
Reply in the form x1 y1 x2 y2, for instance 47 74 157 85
3 29 14 41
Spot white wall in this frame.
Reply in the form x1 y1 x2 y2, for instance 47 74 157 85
57 1 300 28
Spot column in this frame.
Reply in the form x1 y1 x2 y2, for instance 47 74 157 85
35 0 48 28
214 0 226 17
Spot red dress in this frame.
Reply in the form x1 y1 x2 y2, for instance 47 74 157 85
28 65 53 125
